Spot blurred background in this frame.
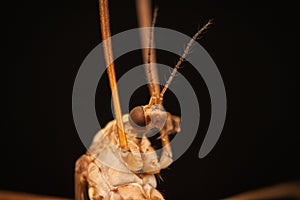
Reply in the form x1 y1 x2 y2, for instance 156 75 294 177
1 0 299 199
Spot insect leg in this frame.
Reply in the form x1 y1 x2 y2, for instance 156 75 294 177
136 0 161 97
99 0 128 150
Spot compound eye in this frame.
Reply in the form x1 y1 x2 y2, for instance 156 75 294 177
129 106 146 127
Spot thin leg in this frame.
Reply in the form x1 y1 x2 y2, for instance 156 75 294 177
99 0 128 150
136 0 160 97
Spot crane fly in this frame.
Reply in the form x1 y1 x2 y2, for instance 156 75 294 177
75 0 212 199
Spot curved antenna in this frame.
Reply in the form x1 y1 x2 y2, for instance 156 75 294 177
99 0 128 150
159 19 213 100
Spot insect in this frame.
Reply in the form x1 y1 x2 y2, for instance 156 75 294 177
75 0 212 199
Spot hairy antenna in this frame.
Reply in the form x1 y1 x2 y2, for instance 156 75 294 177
159 19 214 99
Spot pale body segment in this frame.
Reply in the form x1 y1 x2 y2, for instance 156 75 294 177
75 113 180 200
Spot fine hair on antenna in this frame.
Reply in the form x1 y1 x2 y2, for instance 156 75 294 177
159 19 214 100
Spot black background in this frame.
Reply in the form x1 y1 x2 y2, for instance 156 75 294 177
1 0 299 199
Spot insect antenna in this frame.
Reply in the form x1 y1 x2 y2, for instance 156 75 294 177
159 19 214 101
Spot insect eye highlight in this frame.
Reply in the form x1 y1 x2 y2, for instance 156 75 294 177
129 106 146 128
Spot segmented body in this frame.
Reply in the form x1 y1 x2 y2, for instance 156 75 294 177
75 113 180 200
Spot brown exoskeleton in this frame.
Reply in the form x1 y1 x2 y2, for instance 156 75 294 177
75 0 212 199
